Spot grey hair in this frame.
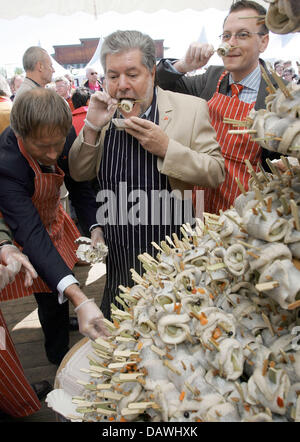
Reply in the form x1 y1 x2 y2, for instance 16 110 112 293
54 75 70 85
10 88 72 139
0 74 12 97
100 30 156 73
23 46 49 72
86 67 96 74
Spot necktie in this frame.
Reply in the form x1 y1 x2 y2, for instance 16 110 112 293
230 83 244 99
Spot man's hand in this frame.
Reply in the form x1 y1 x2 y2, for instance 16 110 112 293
90 227 105 248
83 91 118 145
75 298 110 340
0 264 16 290
174 42 214 74
0 245 38 288
64 284 110 341
85 91 118 131
125 117 169 158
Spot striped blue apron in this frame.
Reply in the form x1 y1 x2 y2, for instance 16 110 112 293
98 90 189 318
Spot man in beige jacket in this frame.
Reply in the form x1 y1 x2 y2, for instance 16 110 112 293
69 30 225 318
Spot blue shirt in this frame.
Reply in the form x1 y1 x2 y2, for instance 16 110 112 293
228 64 261 104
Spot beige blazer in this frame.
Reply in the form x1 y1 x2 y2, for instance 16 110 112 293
69 87 225 197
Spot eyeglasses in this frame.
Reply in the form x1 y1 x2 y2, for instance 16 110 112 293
219 31 266 41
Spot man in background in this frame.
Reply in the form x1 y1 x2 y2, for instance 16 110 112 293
14 46 55 101
55 75 75 111
156 0 281 215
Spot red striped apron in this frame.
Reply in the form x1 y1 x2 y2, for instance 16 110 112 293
195 70 261 215
0 140 80 301
0 309 41 417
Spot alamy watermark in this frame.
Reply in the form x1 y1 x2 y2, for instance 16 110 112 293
95 183 204 226
0 326 6 351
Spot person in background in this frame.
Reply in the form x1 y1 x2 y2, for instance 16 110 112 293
69 30 225 319
274 60 284 77
0 75 12 134
84 67 102 94
71 87 91 135
14 46 55 102
13 46 99 238
64 72 76 91
282 67 298 83
71 87 99 197
156 0 282 215
0 88 108 365
55 75 75 112
9 75 24 101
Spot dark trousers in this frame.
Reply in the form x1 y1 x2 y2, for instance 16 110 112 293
34 293 69 365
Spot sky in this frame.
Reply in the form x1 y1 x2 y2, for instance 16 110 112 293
1 9 299 77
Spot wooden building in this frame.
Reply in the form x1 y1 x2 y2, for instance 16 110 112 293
52 38 165 70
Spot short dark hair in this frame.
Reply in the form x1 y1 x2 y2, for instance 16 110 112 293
23 46 49 72
11 88 72 139
71 87 91 109
225 1 268 34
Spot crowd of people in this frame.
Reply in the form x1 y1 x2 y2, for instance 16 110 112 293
0 0 299 421
274 58 300 83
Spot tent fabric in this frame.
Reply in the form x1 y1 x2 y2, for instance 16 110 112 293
0 0 268 19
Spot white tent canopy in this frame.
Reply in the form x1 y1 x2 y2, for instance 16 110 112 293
0 0 268 19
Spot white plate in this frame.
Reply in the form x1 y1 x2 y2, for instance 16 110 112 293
112 118 128 130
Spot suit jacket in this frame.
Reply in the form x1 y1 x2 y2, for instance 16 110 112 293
14 77 40 102
0 127 98 291
69 86 225 196
156 59 281 168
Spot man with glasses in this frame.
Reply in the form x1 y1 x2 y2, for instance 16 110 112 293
55 75 75 111
84 67 103 94
157 0 281 214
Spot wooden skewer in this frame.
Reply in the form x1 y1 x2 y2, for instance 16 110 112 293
287 300 300 310
223 117 250 127
128 402 158 410
97 391 125 401
290 200 300 231
163 360 182 375
255 281 279 291
261 313 275 337
238 15 266 19
266 197 272 213
235 177 247 195
228 129 257 134
237 240 261 251
260 64 277 95
151 241 163 252
258 207 267 221
245 159 264 189
119 373 144 382
247 251 260 259
266 158 283 181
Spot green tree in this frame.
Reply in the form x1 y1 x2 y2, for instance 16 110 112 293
14 67 24 75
